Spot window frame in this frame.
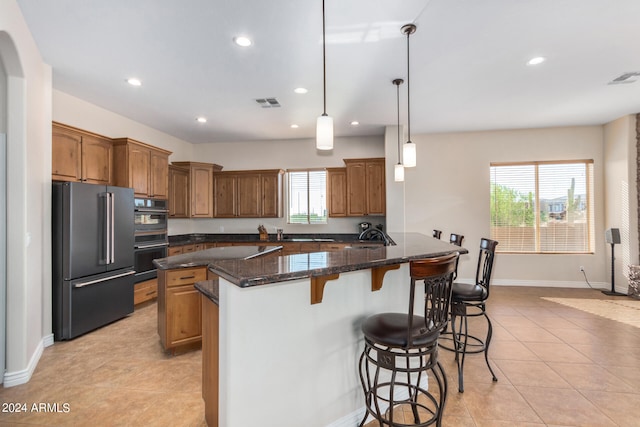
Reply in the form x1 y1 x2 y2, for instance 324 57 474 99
286 168 328 225
489 159 595 254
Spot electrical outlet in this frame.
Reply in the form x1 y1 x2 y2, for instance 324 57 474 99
579 266 585 272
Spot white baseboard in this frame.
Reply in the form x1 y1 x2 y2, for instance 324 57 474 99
491 279 609 289
3 334 52 387
325 408 366 427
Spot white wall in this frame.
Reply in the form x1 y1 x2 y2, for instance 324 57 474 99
53 90 194 160
1 0 52 386
604 115 638 293
386 125 609 287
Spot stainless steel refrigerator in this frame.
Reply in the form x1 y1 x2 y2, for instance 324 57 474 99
52 182 135 340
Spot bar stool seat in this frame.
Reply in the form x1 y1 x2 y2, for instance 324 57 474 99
362 313 440 347
451 282 487 301
358 253 459 427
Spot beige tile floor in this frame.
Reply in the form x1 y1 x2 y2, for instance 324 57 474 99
1 287 639 426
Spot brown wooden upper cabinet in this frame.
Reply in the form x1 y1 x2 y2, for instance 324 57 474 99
344 158 386 216
168 164 190 218
171 161 223 218
327 167 347 217
52 122 113 185
214 169 283 218
112 138 171 199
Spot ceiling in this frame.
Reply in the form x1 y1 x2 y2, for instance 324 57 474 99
16 0 640 144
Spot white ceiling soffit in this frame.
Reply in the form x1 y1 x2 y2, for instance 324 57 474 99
16 0 640 144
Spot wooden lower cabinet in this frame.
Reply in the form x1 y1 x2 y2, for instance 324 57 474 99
157 267 207 352
168 246 184 256
202 295 219 427
134 278 158 305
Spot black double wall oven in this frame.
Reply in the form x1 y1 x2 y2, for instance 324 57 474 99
134 198 168 283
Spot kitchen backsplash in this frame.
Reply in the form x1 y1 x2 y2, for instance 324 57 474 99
167 217 386 236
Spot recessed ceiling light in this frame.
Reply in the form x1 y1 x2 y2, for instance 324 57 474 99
527 56 546 66
234 36 252 47
290 124 299 129
196 117 207 123
350 121 360 126
294 88 308 94
127 78 142 86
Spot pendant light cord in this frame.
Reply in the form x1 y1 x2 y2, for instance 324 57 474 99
396 82 401 160
322 0 327 116
406 28 411 141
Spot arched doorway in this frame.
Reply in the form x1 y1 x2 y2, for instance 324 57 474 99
0 30 25 385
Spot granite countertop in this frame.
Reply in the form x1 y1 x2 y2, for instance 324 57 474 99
168 233 364 246
195 279 219 305
153 245 283 270
209 232 468 288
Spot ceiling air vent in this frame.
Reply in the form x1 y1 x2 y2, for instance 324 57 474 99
608 72 640 85
255 98 281 108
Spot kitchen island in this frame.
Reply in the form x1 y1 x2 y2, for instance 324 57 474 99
196 233 467 427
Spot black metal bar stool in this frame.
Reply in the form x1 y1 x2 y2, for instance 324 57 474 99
358 253 458 427
439 238 498 393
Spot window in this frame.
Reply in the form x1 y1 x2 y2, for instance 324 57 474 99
288 169 327 224
490 160 594 253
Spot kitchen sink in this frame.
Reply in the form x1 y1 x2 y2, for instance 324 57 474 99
289 238 335 242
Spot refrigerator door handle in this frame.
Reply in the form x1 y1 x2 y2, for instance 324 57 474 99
73 270 136 288
101 192 110 265
110 192 115 264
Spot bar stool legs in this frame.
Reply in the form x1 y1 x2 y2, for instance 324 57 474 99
358 343 448 426
449 301 498 393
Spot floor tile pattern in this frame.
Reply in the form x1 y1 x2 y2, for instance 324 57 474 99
0 287 639 426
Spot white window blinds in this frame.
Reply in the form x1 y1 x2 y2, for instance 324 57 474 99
490 160 594 253
288 170 327 224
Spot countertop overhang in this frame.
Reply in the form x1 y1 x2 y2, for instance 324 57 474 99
209 233 467 288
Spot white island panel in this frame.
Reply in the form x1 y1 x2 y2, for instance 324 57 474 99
218 264 411 426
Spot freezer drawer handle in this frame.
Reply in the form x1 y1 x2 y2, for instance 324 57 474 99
73 270 136 288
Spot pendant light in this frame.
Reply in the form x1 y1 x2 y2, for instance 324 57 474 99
393 78 405 182
316 0 333 150
401 23 417 167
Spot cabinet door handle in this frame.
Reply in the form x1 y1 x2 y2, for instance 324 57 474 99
180 275 196 280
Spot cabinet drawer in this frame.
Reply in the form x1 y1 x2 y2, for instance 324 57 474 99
134 279 158 305
165 267 206 287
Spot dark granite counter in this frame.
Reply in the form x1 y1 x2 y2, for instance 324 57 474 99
153 245 283 270
168 233 363 246
195 280 219 305
209 232 467 288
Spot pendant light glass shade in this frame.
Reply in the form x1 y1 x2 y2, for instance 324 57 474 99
316 0 334 150
394 163 405 182
403 141 416 168
316 114 334 150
